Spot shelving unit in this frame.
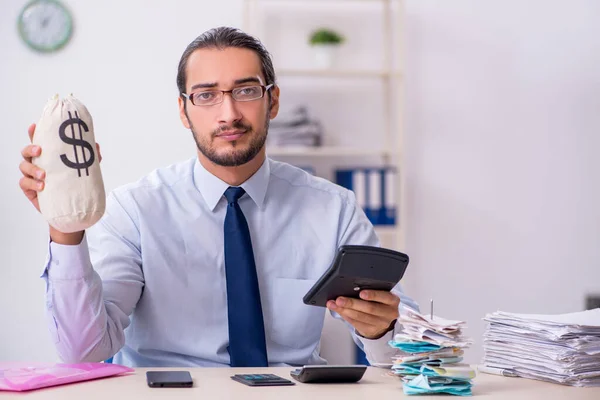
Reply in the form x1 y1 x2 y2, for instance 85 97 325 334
243 0 404 251
267 146 395 158
243 0 404 366
276 69 401 78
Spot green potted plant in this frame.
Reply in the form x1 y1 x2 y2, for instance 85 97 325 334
308 28 345 68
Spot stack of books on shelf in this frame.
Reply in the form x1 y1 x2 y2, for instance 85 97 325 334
336 167 396 225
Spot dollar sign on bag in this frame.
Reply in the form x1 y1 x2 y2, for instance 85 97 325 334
59 111 95 177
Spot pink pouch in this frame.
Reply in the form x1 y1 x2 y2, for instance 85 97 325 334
0 362 134 392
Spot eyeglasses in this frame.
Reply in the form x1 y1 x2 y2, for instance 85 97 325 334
181 84 274 106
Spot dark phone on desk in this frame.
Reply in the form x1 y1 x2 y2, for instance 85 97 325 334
146 371 193 388
303 245 409 307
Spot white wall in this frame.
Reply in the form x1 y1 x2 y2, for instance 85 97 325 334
0 0 357 365
2 0 599 366
0 0 244 362
402 0 600 363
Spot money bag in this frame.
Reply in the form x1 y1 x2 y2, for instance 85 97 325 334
32 94 106 233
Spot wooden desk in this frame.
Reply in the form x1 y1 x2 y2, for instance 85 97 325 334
1 367 599 399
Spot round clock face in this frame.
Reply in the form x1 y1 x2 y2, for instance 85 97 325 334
18 0 73 53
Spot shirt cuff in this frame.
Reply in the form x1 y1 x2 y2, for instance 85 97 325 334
360 321 400 366
41 234 93 280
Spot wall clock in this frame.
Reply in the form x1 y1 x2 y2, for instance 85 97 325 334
18 0 73 53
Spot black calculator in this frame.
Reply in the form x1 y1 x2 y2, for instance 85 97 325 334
290 365 367 383
230 373 295 386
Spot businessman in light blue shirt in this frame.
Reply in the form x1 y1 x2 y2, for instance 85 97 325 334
18 27 418 368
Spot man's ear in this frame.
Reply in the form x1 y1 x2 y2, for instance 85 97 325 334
269 85 280 119
178 96 191 129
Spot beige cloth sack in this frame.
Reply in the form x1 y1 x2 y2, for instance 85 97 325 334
32 94 106 233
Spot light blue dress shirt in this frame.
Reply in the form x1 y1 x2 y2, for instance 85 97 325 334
42 157 418 367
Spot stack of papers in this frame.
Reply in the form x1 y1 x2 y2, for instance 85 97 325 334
389 308 476 396
482 308 600 387
266 106 323 147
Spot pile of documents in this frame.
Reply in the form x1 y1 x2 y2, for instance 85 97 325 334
389 307 476 396
482 308 600 387
267 106 323 147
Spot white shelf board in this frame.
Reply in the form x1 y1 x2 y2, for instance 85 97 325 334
251 0 391 3
374 226 399 235
276 69 401 79
375 226 401 249
266 146 394 157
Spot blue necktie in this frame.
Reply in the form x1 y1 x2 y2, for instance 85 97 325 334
223 187 268 367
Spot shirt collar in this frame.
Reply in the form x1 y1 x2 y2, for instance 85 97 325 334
193 157 271 212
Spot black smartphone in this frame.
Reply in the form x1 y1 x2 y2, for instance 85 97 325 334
290 365 367 383
231 373 295 386
303 245 409 307
146 371 193 388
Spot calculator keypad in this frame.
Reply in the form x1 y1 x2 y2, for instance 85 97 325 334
237 374 286 382
233 374 293 384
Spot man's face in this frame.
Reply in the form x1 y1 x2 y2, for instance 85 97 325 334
178 47 279 167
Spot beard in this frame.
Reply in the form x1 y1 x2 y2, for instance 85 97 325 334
187 110 270 167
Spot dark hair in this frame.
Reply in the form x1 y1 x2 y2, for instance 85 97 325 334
177 27 276 99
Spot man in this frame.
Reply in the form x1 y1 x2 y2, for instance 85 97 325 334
18 27 418 367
